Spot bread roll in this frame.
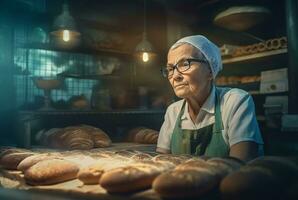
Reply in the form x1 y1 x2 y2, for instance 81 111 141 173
24 159 79 185
0 152 35 170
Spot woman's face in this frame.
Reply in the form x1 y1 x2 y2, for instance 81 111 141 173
167 44 213 99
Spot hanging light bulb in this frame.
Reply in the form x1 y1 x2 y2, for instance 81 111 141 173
142 52 149 62
135 0 155 62
51 2 80 44
62 30 70 42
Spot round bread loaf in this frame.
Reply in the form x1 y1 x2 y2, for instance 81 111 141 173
220 156 298 200
0 152 35 170
220 167 278 200
153 169 218 199
24 158 79 185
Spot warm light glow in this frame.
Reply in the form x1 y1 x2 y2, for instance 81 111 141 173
62 30 70 42
142 52 149 62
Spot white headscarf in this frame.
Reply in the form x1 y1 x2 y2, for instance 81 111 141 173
170 35 222 79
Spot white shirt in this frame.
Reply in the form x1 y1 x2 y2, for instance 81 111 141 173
157 86 264 154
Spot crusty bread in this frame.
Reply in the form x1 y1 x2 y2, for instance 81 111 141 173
99 161 172 194
0 152 35 170
77 163 105 185
130 153 152 161
17 153 62 172
24 158 79 185
37 125 111 150
126 127 146 142
77 158 132 185
220 156 298 200
153 158 240 199
152 154 189 165
126 127 159 144
207 157 245 179
219 167 276 200
153 169 218 199
80 125 111 147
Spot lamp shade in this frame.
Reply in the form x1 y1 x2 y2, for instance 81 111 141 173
50 3 80 37
135 37 154 53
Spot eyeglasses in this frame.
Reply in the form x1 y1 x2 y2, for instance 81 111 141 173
161 58 208 78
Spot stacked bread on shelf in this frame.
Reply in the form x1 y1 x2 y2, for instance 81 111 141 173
221 36 287 58
1 147 298 199
36 125 111 150
126 127 159 144
216 75 261 85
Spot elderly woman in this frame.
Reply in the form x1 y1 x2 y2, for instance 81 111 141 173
157 35 263 161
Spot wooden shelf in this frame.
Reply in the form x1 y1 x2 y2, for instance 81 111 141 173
19 109 165 116
217 81 260 91
220 49 288 76
17 43 132 59
57 73 120 80
222 49 288 64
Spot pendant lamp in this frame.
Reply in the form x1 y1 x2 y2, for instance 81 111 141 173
50 2 80 43
135 0 155 62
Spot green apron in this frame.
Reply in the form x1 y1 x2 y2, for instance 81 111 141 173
170 87 229 157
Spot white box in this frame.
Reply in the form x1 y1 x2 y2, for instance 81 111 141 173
260 68 288 94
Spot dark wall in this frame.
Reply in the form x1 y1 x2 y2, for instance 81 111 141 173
0 15 16 146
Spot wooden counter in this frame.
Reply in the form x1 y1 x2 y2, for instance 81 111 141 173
0 143 160 200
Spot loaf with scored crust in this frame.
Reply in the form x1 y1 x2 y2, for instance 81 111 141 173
24 158 79 185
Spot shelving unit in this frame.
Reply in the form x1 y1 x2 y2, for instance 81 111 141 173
18 43 132 59
19 109 165 116
222 49 287 64
220 48 288 76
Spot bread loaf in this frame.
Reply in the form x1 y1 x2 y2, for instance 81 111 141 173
126 127 159 144
153 169 218 199
24 158 79 185
130 153 152 161
17 153 62 172
0 152 35 170
220 156 298 200
99 161 172 194
77 158 132 185
80 125 111 147
36 125 112 150
152 158 240 199
152 154 189 165
77 162 105 185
